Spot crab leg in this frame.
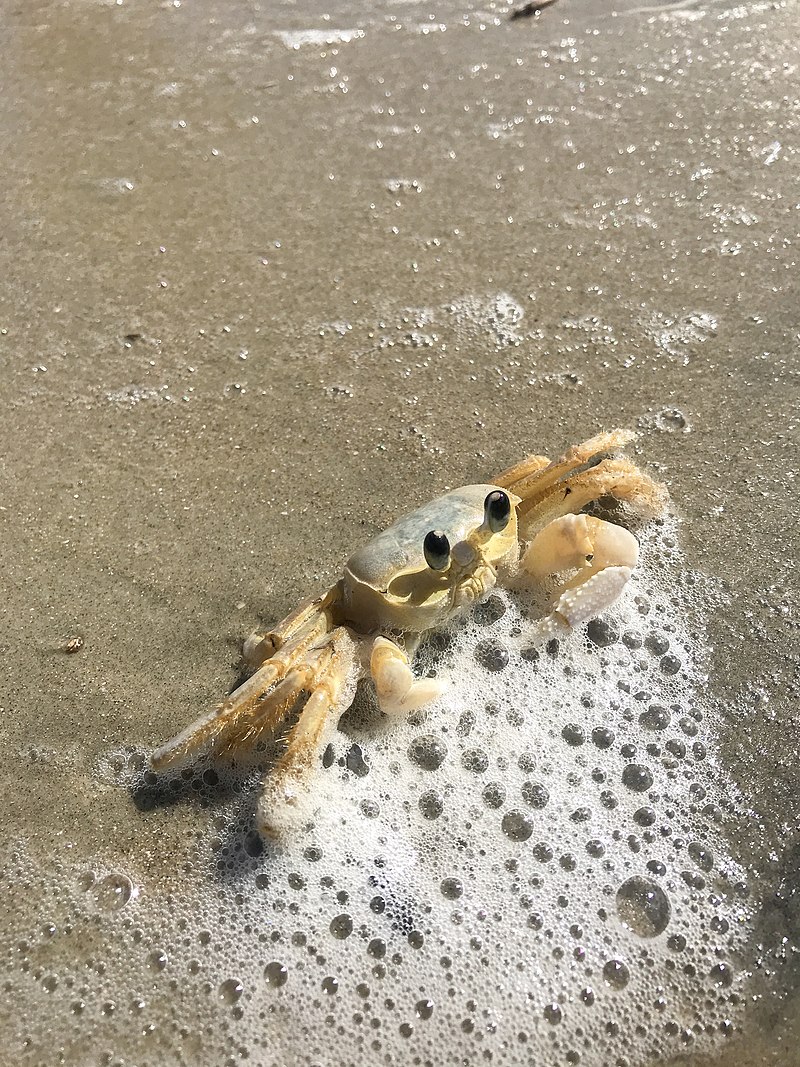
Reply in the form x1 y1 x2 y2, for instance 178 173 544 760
497 431 667 540
490 451 551 491
518 456 668 539
242 584 342 670
496 428 632 495
521 513 640 640
150 619 330 771
215 650 334 757
258 627 359 837
370 636 446 715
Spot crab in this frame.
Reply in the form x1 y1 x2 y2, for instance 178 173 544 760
151 429 667 836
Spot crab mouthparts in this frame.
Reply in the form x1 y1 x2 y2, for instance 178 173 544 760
451 541 477 567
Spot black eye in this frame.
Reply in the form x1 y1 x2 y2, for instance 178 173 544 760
484 490 511 533
423 530 451 570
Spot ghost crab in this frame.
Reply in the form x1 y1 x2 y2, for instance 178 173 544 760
151 429 667 836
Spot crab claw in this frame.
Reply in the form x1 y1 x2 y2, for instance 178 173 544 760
522 513 639 638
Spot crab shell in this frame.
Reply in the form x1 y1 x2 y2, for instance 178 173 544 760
341 484 522 634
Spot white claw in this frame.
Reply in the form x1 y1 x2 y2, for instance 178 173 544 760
371 636 446 716
522 514 639 637
552 565 633 628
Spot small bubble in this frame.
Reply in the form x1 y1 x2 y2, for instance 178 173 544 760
521 782 549 808
561 724 585 746
148 951 167 972
622 630 643 649
92 872 135 911
482 782 506 808
710 962 734 987
656 408 688 431
440 878 463 899
264 961 288 987
688 842 714 871
644 632 670 656
639 705 671 730
603 960 630 989
218 979 243 1004
667 934 687 952
543 1003 562 1025
660 654 681 675
322 976 339 995
416 998 434 1020
461 748 489 773
42 975 58 993
367 939 386 959
502 811 533 841
587 618 619 646
591 727 615 749
681 870 706 890
622 764 654 793
408 735 447 770
616 877 671 937
633 807 656 827
419 790 444 819
474 639 509 672
474 595 506 625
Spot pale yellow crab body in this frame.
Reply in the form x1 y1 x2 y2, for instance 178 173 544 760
151 429 669 837
342 484 520 633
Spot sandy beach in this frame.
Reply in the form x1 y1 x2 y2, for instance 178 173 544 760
2 0 799 1063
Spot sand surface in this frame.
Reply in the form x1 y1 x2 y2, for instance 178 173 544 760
2 0 799 1063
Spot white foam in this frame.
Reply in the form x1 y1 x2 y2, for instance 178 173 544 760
6 518 756 1065
273 28 365 49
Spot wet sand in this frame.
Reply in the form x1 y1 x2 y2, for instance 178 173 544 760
2 0 799 1063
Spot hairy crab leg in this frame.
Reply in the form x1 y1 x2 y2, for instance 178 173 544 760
514 457 669 539
490 452 551 490
150 618 331 771
216 645 336 757
495 428 639 523
257 627 359 837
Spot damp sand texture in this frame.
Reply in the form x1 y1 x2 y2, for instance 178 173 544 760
1 1 799 1066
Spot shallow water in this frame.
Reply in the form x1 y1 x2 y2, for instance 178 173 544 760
2 0 799 1063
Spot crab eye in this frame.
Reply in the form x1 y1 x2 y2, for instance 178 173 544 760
484 490 511 533
423 530 451 571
